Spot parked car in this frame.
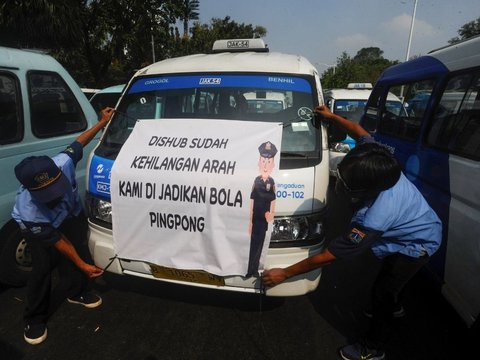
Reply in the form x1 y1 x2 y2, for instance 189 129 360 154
324 83 404 174
89 84 124 118
81 87 100 100
0 46 100 286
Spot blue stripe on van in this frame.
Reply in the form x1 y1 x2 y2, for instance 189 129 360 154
88 155 114 199
128 75 312 94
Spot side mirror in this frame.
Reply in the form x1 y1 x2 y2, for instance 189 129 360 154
327 120 347 143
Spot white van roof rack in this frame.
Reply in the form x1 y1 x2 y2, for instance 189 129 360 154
211 38 269 53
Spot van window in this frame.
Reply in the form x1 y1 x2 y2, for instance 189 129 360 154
90 92 122 117
426 70 480 160
28 71 87 138
0 73 22 144
101 74 318 156
379 80 435 141
333 99 367 123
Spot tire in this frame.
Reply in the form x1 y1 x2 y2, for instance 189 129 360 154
0 220 32 287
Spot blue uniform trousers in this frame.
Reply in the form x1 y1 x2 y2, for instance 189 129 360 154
365 251 430 349
24 214 90 326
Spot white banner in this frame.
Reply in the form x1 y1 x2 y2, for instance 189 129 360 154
111 119 282 276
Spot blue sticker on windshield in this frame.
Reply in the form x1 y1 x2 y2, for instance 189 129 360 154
129 75 312 94
89 155 114 199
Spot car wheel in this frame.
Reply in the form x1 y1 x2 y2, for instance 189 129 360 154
0 220 31 287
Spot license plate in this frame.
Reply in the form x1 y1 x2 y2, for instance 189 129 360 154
150 264 225 286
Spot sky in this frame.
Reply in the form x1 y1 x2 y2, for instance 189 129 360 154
197 0 480 71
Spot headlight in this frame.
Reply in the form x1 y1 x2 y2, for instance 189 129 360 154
270 213 325 246
86 194 112 225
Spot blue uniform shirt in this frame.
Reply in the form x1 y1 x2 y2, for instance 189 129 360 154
328 137 442 260
353 173 442 258
12 142 84 246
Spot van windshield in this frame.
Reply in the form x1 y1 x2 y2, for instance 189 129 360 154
98 74 319 158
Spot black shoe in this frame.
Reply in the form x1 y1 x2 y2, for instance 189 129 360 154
363 303 406 318
67 292 102 308
340 342 385 360
24 323 47 345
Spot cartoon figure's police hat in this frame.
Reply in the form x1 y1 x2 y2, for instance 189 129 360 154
14 156 70 203
258 141 278 158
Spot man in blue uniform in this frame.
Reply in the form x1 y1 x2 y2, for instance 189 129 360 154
12 107 115 345
247 141 277 276
262 106 442 360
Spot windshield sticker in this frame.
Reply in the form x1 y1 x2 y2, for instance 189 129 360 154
89 155 115 199
291 122 310 132
129 75 312 94
297 106 313 121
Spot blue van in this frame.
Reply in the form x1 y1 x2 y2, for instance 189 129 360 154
361 36 480 328
0 47 100 286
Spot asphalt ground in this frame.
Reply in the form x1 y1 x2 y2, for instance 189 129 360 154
1 185 477 359
0 250 477 360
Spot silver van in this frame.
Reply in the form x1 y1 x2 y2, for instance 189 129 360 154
0 47 99 286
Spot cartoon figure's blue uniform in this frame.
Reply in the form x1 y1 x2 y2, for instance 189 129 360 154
247 141 277 276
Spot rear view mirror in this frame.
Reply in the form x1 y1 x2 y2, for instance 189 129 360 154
327 120 347 143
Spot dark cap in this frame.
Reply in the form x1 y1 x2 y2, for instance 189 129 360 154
14 156 70 203
258 141 278 158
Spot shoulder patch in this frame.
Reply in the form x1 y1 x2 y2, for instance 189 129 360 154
348 227 366 244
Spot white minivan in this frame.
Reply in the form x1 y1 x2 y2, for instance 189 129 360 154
85 38 332 296
324 83 405 174
0 46 99 286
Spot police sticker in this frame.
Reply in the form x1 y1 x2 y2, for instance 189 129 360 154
348 227 366 244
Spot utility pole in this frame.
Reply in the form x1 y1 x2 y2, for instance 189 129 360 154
151 33 156 63
405 0 418 62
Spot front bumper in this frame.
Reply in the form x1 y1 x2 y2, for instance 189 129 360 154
88 220 323 297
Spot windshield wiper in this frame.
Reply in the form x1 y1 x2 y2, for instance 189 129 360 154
280 151 307 158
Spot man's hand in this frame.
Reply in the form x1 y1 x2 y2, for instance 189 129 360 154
82 264 104 279
100 107 115 122
314 105 334 120
262 268 288 287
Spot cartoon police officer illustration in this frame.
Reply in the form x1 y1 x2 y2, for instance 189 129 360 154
247 141 277 276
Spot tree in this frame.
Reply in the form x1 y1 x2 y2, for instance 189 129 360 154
0 0 182 87
191 16 266 52
169 16 267 57
180 0 199 38
321 48 398 89
449 17 480 44
0 2 267 87
0 0 82 49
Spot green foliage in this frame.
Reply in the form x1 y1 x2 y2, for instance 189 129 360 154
449 17 480 44
0 1 266 88
171 16 267 56
321 48 399 89
180 0 200 37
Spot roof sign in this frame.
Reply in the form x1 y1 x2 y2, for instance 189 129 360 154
212 38 269 53
347 83 373 89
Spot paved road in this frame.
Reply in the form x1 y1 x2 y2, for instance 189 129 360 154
1 186 476 359
0 251 476 360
